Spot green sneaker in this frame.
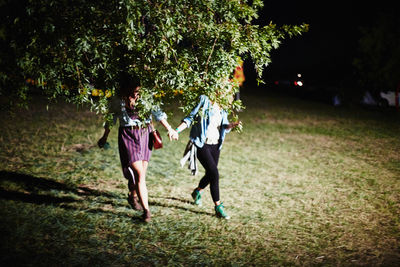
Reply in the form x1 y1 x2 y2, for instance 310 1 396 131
215 202 230 219
191 189 202 206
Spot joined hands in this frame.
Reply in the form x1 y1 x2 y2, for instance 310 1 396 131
167 129 179 141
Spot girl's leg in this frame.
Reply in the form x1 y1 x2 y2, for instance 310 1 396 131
131 160 149 211
196 144 220 203
128 178 138 198
140 161 151 222
210 145 220 205
196 145 212 191
119 128 141 208
197 145 229 219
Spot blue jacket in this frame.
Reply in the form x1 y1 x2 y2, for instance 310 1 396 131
183 95 231 150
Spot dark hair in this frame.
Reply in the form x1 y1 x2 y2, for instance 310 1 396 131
119 72 140 97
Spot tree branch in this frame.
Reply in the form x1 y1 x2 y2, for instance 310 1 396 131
204 34 219 77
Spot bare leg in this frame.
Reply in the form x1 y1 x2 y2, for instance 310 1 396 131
127 166 143 210
131 160 151 222
128 190 143 211
131 160 149 210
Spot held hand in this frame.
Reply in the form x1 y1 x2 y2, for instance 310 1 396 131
172 131 179 141
168 129 179 141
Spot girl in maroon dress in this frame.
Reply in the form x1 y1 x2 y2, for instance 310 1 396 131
98 75 178 222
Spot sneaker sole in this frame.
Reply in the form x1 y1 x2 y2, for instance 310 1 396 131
216 215 230 220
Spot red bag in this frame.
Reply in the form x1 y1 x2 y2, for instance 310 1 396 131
150 129 163 150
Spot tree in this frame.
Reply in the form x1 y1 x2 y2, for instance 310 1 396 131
1 0 308 122
353 11 400 92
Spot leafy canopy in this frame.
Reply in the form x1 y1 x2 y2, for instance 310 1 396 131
1 0 308 121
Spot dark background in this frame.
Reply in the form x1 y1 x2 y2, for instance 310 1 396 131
244 1 395 89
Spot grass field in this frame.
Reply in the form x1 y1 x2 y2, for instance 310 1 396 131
1 90 399 266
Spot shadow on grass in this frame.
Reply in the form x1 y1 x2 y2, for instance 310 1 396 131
0 187 77 204
150 199 214 216
0 171 214 217
163 196 193 205
0 170 117 203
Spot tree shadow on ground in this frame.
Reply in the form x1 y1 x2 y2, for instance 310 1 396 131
0 170 117 204
150 199 214 216
151 196 214 216
0 171 214 217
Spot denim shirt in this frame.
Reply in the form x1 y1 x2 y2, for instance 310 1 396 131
110 97 167 127
182 95 231 150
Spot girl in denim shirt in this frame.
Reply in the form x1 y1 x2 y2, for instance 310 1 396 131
175 94 240 219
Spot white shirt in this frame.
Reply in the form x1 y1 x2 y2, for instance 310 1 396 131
205 103 222 144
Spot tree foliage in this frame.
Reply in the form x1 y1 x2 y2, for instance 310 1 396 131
353 11 400 91
1 0 308 121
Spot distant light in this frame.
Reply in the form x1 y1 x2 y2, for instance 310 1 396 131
297 73 302 78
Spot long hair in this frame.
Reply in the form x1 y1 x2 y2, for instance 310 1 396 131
119 72 140 98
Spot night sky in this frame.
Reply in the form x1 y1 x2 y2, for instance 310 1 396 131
249 1 396 87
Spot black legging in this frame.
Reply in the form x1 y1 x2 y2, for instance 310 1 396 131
196 144 220 202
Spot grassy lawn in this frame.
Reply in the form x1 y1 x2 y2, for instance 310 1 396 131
1 90 399 266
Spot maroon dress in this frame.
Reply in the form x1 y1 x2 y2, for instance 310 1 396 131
118 110 152 184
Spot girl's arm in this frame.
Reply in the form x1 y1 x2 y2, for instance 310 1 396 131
175 121 188 134
221 110 241 131
151 108 178 140
159 118 178 141
176 95 206 135
181 95 206 127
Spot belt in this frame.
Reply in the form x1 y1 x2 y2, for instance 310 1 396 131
125 125 149 130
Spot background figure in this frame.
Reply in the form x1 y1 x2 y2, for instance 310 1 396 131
175 94 241 219
98 74 178 222
233 59 245 101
